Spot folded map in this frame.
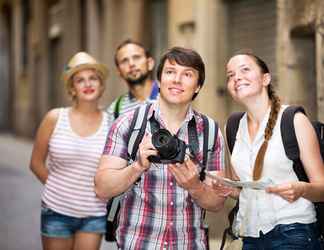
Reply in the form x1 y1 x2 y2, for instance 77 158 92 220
205 172 273 190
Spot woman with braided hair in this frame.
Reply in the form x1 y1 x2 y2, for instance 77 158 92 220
222 52 324 249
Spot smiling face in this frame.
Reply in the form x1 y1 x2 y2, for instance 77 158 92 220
115 43 154 86
71 69 104 102
159 59 200 106
226 54 270 103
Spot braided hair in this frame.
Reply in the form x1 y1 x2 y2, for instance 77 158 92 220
243 54 281 180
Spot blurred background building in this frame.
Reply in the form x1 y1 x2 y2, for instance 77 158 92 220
0 0 323 247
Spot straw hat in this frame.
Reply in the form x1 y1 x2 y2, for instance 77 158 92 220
62 52 108 86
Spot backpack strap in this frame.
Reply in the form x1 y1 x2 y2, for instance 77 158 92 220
188 115 218 181
113 95 124 120
225 112 245 153
220 112 244 250
127 107 217 181
201 115 218 166
280 105 306 161
127 103 152 161
281 105 309 182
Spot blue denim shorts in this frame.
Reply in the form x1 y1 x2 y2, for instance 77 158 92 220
41 206 106 238
243 222 322 250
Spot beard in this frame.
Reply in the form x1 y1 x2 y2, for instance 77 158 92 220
125 71 151 86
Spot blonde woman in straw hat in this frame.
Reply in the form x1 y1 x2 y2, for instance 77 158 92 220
30 52 109 250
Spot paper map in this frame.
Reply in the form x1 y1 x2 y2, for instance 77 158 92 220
206 172 273 190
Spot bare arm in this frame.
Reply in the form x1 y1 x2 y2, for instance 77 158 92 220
267 113 324 202
95 134 158 199
30 109 59 184
94 156 145 199
295 113 324 201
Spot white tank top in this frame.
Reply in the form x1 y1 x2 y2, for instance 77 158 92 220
42 108 108 218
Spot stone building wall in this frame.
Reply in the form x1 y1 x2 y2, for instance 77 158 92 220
0 1 324 246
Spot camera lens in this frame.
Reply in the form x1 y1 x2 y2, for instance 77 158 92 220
152 129 179 159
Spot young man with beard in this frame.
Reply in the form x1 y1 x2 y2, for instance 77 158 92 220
106 39 159 125
95 47 230 249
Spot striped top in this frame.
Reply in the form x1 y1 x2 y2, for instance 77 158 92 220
42 108 109 218
104 102 225 250
106 80 159 128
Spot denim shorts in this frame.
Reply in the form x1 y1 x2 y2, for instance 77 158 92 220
41 206 106 238
243 222 322 250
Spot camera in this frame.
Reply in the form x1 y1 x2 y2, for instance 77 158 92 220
148 128 187 164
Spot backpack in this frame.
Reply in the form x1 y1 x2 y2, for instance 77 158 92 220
105 103 219 242
113 95 124 120
220 105 324 249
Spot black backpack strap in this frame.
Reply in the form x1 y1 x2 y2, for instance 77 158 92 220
280 105 306 161
113 95 124 119
127 103 152 161
226 112 245 153
281 105 308 182
220 112 244 250
188 115 218 181
282 107 324 239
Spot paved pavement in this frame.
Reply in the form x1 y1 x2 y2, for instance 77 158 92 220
0 133 116 250
0 133 228 250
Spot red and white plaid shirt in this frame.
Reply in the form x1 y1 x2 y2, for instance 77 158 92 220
103 102 225 250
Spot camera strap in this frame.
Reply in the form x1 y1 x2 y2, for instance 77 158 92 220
187 118 206 180
188 115 218 181
148 114 210 181
127 104 218 181
149 111 160 134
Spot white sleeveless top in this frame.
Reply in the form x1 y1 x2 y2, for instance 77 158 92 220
42 108 108 218
231 105 316 237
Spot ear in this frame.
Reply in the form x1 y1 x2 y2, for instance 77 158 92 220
147 57 155 71
117 67 123 78
195 85 201 94
71 89 76 97
262 73 271 87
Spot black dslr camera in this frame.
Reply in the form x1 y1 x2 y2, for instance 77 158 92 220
148 128 187 164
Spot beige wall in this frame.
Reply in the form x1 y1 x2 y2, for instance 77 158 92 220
277 0 320 120
1 0 324 247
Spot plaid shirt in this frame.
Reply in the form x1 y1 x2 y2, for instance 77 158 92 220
103 102 225 250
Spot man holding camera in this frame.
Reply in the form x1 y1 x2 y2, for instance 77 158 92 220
95 47 228 249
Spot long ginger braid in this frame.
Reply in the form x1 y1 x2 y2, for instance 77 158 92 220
253 84 281 180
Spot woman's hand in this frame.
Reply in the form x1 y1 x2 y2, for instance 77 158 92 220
266 181 307 203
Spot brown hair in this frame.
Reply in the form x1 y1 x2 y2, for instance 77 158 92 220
230 51 281 180
114 39 151 67
253 83 281 180
250 54 281 180
157 47 205 100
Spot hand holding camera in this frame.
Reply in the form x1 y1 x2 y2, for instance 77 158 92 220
136 134 158 171
148 128 187 164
